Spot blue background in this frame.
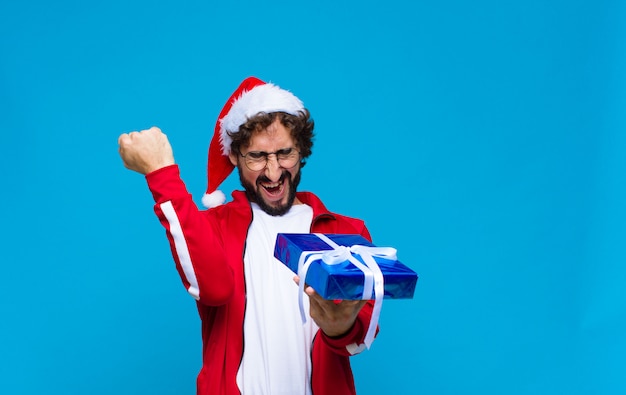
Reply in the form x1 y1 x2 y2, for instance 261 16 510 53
1 1 625 394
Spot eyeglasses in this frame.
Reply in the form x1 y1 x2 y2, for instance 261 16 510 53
239 147 301 171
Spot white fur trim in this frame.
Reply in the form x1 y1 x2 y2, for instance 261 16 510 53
202 190 226 208
219 83 304 155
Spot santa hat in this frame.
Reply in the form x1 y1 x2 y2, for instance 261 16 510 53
201 76 305 208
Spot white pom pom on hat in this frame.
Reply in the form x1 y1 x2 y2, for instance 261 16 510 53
202 76 305 208
201 189 226 208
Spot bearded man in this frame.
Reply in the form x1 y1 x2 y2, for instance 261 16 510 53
118 77 378 395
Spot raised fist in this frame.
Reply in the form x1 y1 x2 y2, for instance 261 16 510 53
118 127 175 175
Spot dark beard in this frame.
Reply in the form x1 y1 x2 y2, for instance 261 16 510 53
238 167 301 216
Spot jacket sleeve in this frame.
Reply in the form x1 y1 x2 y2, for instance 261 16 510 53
145 164 234 306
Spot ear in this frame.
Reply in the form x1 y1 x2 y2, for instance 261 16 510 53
228 151 238 166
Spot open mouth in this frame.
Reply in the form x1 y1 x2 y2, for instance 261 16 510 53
260 178 285 197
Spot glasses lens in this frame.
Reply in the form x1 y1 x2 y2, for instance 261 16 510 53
245 155 266 171
277 149 299 169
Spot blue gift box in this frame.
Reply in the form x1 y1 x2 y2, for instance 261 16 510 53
274 233 418 300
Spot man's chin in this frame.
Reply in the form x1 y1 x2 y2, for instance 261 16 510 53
256 195 292 216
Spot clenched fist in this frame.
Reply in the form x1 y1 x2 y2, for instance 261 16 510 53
118 127 175 175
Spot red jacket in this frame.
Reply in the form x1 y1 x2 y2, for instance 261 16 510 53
146 165 376 395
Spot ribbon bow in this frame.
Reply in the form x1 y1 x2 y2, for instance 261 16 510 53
296 234 397 349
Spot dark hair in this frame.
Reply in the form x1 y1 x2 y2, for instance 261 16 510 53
228 110 315 168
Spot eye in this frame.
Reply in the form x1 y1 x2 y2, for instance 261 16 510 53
276 148 295 158
246 151 267 160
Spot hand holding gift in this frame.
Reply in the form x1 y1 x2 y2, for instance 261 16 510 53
294 275 367 337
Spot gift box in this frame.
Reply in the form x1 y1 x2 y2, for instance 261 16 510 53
274 233 418 300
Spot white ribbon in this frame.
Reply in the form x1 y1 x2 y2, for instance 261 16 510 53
296 233 397 349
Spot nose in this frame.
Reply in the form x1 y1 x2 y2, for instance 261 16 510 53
264 154 282 181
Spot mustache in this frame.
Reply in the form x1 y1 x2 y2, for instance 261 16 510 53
256 171 289 185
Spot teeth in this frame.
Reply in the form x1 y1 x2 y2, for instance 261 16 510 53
262 180 283 188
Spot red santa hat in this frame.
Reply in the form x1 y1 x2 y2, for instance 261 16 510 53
201 76 305 208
